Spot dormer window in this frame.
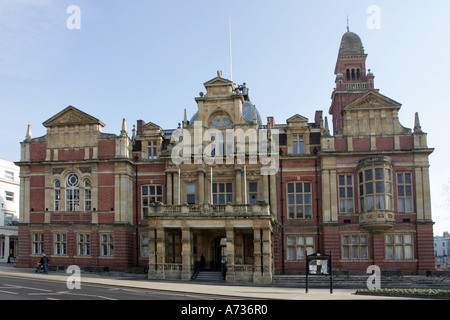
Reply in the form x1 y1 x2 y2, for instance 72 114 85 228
148 141 158 160
293 135 304 155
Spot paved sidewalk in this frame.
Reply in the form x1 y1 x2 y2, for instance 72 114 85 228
0 263 412 300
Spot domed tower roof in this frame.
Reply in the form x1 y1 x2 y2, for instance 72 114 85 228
338 31 365 56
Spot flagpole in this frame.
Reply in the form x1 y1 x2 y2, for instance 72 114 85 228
178 168 181 205
229 16 233 82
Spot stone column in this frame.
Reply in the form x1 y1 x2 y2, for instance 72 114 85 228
198 170 205 204
173 172 179 205
225 226 235 282
261 224 273 283
181 227 192 280
166 172 172 205
269 174 277 214
155 227 166 279
235 169 242 204
253 227 262 283
147 228 157 279
262 174 269 203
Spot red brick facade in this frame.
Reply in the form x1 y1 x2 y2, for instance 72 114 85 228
15 31 434 279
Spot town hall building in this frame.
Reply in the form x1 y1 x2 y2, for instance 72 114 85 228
15 30 435 282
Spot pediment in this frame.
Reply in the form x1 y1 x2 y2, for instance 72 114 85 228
287 114 309 126
142 121 162 131
343 91 401 112
204 71 234 88
43 106 105 128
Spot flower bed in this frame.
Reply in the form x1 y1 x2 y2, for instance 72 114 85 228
355 288 450 299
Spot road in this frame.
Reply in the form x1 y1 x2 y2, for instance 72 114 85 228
0 274 237 300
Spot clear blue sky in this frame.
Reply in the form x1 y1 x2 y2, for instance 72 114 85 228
1 0 449 235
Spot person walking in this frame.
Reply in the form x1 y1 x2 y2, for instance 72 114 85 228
40 253 49 274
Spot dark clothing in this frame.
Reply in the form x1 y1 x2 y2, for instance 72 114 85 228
40 256 49 274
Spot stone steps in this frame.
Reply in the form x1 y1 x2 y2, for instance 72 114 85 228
193 271 224 282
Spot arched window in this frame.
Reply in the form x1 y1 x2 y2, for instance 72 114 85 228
351 69 356 81
356 68 361 80
66 173 80 211
346 69 350 81
84 179 91 211
54 180 61 211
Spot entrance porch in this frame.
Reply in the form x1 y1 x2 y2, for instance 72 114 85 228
147 217 273 283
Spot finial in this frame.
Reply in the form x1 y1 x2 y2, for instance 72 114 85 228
26 124 32 141
414 112 423 133
120 118 127 136
346 15 350 32
217 70 223 77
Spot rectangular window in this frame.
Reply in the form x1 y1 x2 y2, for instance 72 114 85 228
292 135 304 155
5 191 14 202
148 141 158 159
286 235 314 261
287 182 312 219
397 172 413 213
4 171 14 181
141 235 149 259
32 233 44 255
187 184 196 204
100 233 114 257
342 234 369 261
77 233 91 256
142 185 163 216
249 182 258 204
54 233 67 256
338 175 354 213
212 183 232 204
386 234 414 260
66 189 80 211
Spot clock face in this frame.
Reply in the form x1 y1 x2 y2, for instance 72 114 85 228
209 116 233 128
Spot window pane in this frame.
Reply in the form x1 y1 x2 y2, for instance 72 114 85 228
386 235 393 244
398 199 405 212
339 175 345 186
375 168 383 180
405 198 413 212
304 183 311 193
187 184 195 194
365 169 373 181
288 183 294 193
405 173 411 184
296 183 302 193
404 246 413 260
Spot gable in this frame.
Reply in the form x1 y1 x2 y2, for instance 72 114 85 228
343 91 401 112
43 106 105 128
286 114 309 127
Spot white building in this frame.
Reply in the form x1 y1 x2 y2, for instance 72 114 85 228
0 159 19 263
434 231 450 268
